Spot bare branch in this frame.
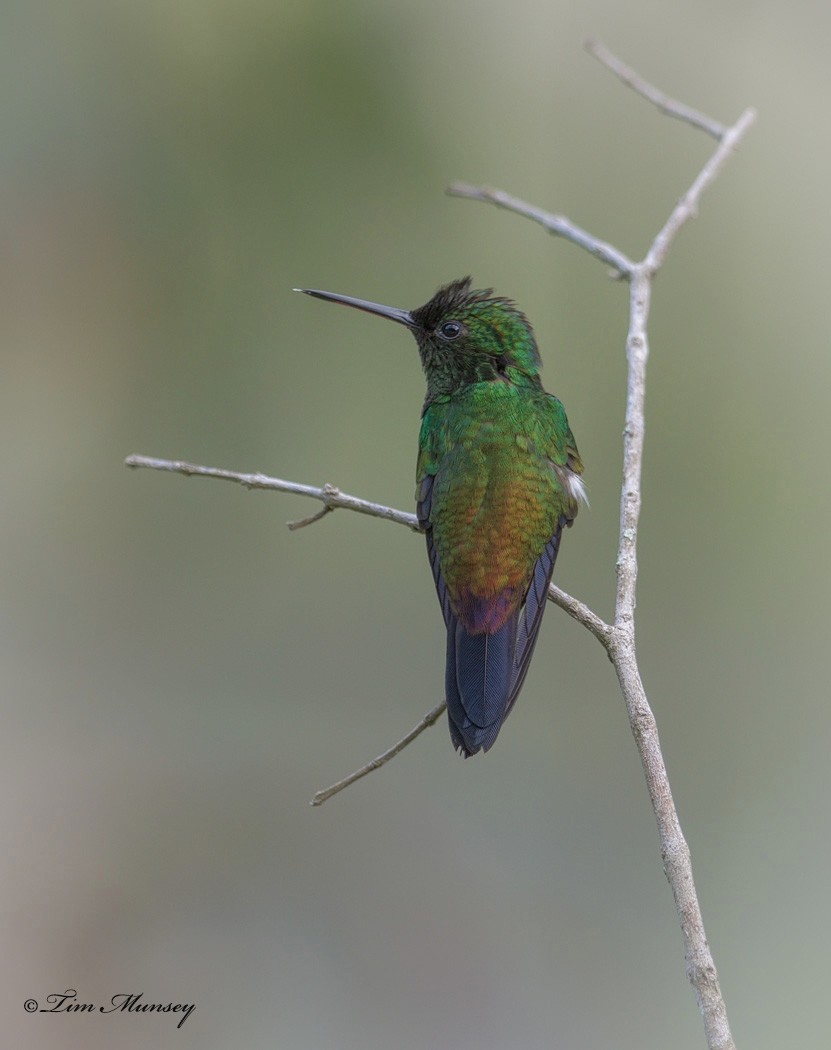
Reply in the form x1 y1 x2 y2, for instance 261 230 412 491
306 585 609 805
287 505 334 530
645 106 756 272
548 584 611 644
613 106 755 625
609 638 735 1050
125 454 421 532
126 454 605 633
585 38 727 139
446 182 634 276
310 702 446 806
613 269 651 625
125 453 608 799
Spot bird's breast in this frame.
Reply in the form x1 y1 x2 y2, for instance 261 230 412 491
426 419 563 629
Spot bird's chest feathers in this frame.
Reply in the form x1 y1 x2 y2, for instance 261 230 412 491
420 383 545 474
419 385 561 597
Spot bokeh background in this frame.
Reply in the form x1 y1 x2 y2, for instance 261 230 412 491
3 1 829 1048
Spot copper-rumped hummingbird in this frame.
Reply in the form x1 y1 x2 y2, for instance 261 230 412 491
297 277 585 755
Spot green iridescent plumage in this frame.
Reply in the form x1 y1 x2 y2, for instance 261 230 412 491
298 277 584 755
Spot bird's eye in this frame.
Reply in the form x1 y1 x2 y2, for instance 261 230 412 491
439 321 463 340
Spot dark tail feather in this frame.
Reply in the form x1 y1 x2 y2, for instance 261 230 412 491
445 615 517 757
446 521 566 756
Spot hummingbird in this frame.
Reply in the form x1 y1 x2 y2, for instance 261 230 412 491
297 277 585 756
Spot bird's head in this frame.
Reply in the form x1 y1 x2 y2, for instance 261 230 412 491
296 277 542 402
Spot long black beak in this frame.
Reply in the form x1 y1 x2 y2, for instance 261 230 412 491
295 287 414 328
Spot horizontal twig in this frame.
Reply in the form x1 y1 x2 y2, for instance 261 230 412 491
446 182 634 276
124 454 421 531
125 453 605 635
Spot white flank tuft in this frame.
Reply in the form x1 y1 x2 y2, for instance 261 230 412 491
568 472 590 508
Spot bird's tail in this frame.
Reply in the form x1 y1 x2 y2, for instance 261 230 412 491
444 526 564 756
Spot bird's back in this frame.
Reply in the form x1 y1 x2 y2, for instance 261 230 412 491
417 380 581 754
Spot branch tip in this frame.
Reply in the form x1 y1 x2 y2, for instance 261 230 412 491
287 505 334 530
311 701 447 806
585 38 727 140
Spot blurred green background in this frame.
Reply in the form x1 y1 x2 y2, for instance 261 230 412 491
3 1 829 1048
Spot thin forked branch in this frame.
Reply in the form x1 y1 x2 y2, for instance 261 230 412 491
645 105 756 272
124 454 420 531
444 42 754 1050
125 455 605 640
127 452 607 806
126 452 608 805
